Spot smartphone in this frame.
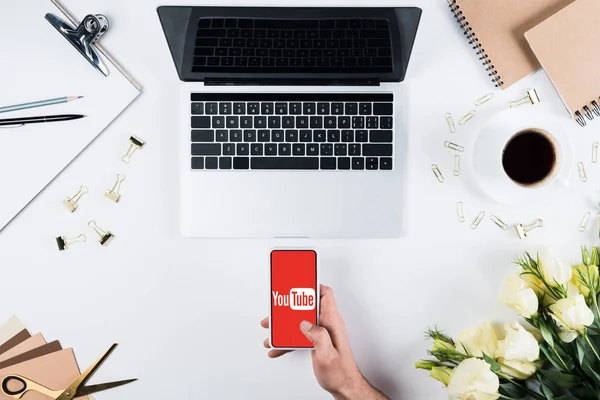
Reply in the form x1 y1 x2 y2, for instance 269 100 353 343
270 249 319 350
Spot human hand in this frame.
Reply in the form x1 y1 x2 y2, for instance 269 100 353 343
261 285 389 400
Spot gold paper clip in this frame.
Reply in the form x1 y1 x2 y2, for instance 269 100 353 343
475 93 494 106
509 89 540 108
579 212 591 232
55 234 86 251
88 221 114 246
514 219 543 239
105 174 126 203
453 155 460 176
431 164 445 183
458 110 476 125
62 185 88 213
121 136 145 163
593 143 599 163
490 215 508 230
445 113 456 133
471 211 485 229
457 202 465 223
578 162 588 183
444 141 464 152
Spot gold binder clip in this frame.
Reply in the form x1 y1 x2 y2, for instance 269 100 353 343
105 174 126 203
514 219 544 239
55 234 86 251
62 185 88 213
509 89 540 108
475 93 494 106
122 136 145 163
88 220 114 246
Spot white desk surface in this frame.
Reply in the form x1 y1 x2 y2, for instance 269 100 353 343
1 0 598 399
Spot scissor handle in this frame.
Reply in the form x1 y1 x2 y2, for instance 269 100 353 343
1 375 61 399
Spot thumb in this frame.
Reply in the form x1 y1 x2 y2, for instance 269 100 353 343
300 321 336 355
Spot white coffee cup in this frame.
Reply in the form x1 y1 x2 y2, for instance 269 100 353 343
467 109 573 206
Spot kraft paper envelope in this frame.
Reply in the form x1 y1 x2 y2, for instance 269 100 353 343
0 348 87 400
0 334 47 363
0 331 31 355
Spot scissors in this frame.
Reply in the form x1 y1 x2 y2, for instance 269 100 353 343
0 343 136 399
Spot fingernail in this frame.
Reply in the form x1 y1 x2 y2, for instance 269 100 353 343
300 320 313 331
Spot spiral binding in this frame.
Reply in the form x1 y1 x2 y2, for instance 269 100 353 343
575 100 600 127
448 0 504 88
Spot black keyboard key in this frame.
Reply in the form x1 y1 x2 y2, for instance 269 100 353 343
237 143 249 155
268 116 281 128
278 143 291 155
370 130 393 143
300 130 312 142
251 157 319 170
296 116 309 129
327 130 340 142
191 157 204 170
366 117 379 129
207 57 220 66
254 116 266 128
272 130 284 142
289 103 302 115
234 157 250 169
226 116 239 128
352 157 365 170
224 19 237 28
338 117 351 129
380 158 393 170
310 116 323 129
233 103 246 114
206 157 218 169
282 116 295 129
349 144 361 156
251 144 264 155
303 103 316 115
215 48 227 56
192 143 221 156
244 130 257 142
249 57 261 66
366 157 378 170
223 143 235 155
356 130 368 142
229 48 242 56
317 103 330 115
359 103 372 115
212 116 225 128
286 130 299 142
338 157 351 170
240 116 253 128
307 143 319 155
282 30 293 38
293 143 305 155
363 144 392 156
324 116 337 128
257 48 269 57
192 130 214 142
221 57 234 66
261 103 274 115
320 144 333 156
320 157 336 170
380 117 393 129
258 130 270 142
216 130 228 142
219 157 232 169
267 30 279 38
264 143 276 155
335 144 347 156
248 103 260 114
373 103 393 115
342 130 354 142
192 116 211 128
230 130 243 142
275 103 288 115
345 103 358 115
191 103 204 115
352 117 365 129
336 19 348 29
314 130 326 142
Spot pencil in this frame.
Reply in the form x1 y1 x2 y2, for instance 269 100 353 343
0 96 83 114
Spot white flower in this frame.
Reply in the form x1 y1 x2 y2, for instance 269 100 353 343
571 264 600 299
550 295 594 343
500 275 539 318
538 248 572 287
456 322 499 358
495 322 540 380
447 358 500 400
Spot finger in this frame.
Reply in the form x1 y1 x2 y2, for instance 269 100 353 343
319 284 332 299
260 317 269 329
300 320 338 359
268 349 293 358
263 338 271 348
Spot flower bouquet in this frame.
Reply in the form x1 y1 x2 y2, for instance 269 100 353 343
417 247 600 399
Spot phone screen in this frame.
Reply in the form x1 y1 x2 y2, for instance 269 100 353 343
270 250 318 349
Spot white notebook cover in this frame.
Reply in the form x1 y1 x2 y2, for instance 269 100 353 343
0 0 139 231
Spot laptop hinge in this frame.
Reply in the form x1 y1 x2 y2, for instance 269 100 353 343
204 78 381 86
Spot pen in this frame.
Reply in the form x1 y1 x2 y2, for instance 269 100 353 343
0 96 83 114
0 114 85 127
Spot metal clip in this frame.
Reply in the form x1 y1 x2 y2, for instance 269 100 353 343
55 234 86 251
62 185 88 213
471 211 485 230
490 215 508 230
578 162 588 183
593 143 599 163
122 136 146 163
88 221 114 246
453 155 460 176
445 113 456 133
457 202 465 223
509 89 540 108
432 164 445 183
475 93 494 106
514 219 544 239
579 212 591 232
459 110 476 125
444 141 464 152
104 174 126 203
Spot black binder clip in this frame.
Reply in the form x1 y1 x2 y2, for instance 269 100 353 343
45 13 110 76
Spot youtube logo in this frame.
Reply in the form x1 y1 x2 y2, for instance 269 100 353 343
272 288 316 311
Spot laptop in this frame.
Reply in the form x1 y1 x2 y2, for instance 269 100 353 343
158 7 421 238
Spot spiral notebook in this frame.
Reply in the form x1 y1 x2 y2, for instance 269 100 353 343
448 0 574 89
525 0 600 127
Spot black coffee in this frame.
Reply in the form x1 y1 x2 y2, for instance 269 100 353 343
502 129 557 187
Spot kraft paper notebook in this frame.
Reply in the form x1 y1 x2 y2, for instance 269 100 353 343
448 0 574 88
525 0 600 127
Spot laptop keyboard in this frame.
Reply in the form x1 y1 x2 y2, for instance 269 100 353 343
193 18 393 73
190 93 394 171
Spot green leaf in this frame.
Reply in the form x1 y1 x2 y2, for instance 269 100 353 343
538 377 556 400
482 353 501 372
592 246 599 266
499 382 528 399
576 336 587 365
540 321 556 348
581 359 600 387
540 343 566 371
537 370 582 389
569 385 597 400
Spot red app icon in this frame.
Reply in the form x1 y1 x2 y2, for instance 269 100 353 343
270 250 318 349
